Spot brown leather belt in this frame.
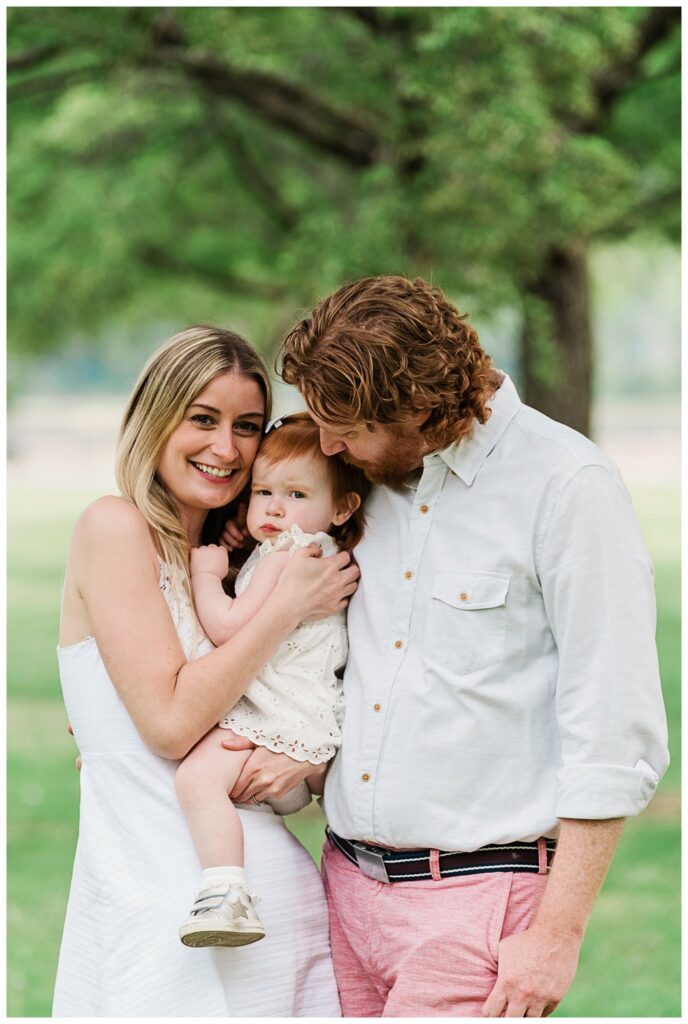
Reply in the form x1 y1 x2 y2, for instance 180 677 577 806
327 829 556 884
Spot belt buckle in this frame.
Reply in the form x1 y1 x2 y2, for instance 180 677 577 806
352 842 390 883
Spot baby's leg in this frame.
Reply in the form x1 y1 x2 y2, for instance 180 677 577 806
176 728 266 948
175 726 251 868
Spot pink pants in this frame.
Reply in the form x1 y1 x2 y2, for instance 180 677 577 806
322 840 548 1017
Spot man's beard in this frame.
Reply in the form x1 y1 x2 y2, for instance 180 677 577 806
341 435 427 490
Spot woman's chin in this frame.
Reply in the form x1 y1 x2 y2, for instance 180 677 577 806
202 486 243 509
191 472 247 508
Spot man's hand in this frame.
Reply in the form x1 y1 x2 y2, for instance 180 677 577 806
220 503 252 551
190 543 229 579
482 818 624 1017
67 723 82 771
221 732 324 803
481 924 580 1017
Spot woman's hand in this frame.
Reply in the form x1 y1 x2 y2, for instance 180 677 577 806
221 733 327 802
275 546 359 624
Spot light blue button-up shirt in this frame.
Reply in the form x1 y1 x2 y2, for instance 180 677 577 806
322 375 669 850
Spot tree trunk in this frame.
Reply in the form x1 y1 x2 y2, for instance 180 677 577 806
521 243 593 436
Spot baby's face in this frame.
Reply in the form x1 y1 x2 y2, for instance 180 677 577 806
246 452 341 544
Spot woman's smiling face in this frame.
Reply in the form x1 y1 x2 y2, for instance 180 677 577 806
156 371 265 525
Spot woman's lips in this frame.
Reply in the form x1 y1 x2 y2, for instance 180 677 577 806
190 461 237 484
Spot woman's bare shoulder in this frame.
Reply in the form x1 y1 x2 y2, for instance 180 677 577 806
62 498 160 643
72 496 155 559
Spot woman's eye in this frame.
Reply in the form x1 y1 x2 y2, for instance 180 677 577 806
190 414 215 427
235 421 262 434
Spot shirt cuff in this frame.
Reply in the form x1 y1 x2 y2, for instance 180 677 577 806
555 759 662 819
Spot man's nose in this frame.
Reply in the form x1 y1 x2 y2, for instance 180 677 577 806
319 429 346 456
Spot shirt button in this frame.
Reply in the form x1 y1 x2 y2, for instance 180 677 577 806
419 504 430 514
460 592 469 602
373 703 382 712
361 772 370 782
394 639 403 649
404 570 413 580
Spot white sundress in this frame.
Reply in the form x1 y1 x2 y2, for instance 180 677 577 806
53 559 341 1018
221 525 348 764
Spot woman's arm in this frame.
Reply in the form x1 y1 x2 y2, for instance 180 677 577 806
217 731 330 803
69 496 358 760
190 544 289 646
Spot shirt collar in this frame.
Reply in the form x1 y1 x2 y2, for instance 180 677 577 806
422 373 522 486
402 469 424 491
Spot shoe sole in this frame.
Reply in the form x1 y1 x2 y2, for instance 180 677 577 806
180 927 266 948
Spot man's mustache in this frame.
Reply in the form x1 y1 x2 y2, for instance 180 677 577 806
339 451 370 472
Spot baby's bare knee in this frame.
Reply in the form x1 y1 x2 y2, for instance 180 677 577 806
175 748 212 800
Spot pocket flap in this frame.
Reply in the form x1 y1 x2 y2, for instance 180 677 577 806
432 572 510 610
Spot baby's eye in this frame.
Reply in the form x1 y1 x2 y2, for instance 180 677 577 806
289 490 307 499
253 488 272 496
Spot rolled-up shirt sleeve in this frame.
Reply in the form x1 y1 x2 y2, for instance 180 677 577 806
538 464 669 819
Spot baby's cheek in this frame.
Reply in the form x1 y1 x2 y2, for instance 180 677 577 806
245 501 261 538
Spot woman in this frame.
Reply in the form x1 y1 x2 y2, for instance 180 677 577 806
54 326 357 1016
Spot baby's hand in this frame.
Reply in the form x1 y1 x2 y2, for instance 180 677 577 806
190 544 229 579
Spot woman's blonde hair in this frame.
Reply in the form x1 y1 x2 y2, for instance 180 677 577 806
116 325 271 591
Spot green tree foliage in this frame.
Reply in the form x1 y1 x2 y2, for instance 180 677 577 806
8 8 680 429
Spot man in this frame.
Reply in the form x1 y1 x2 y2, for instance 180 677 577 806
271 275 669 1017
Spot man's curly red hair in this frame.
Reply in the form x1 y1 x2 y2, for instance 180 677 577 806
279 276 501 450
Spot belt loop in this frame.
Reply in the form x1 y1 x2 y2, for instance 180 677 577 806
429 849 442 881
537 837 548 875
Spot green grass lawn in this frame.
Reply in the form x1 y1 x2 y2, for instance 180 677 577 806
7 486 680 1017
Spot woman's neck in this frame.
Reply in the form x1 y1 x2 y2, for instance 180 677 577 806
180 508 206 548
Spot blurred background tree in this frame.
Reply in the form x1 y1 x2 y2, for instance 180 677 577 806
8 6 680 433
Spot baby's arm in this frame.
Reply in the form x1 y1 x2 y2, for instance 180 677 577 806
190 544 289 646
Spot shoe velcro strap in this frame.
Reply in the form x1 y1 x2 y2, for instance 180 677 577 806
192 891 227 913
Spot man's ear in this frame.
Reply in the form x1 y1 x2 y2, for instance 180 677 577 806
331 491 362 526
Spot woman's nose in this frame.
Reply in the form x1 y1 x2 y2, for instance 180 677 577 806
211 425 238 461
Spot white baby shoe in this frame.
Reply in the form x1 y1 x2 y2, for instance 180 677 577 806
179 880 265 948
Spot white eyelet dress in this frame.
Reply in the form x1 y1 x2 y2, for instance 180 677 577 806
53 560 341 1018
220 526 347 763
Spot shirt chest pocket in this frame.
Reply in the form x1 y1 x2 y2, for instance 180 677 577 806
425 571 511 674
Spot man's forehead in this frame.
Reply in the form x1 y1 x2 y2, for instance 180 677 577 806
309 412 371 435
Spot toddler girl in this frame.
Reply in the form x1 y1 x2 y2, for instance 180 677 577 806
176 414 369 948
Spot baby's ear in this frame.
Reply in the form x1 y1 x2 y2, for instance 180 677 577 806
331 491 362 526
